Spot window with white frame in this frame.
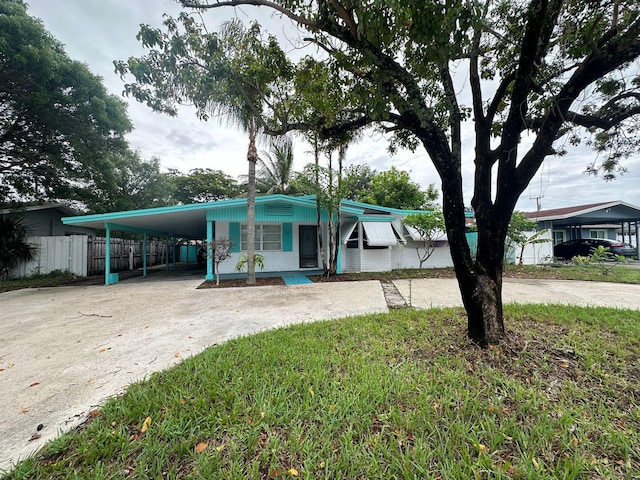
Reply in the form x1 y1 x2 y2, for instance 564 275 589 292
553 231 565 245
590 229 606 239
241 224 282 251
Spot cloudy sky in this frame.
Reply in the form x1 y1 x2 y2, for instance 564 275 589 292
26 0 640 211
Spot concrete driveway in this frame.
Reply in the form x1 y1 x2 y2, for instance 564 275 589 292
1 276 639 471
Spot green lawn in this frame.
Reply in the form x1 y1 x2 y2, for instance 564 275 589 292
4 305 638 479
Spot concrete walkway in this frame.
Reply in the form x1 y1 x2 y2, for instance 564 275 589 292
1 277 639 471
393 278 640 310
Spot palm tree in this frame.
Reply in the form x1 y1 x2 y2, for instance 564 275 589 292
0 213 36 280
256 135 296 194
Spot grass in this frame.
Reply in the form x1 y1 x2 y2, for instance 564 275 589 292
0 270 77 293
311 263 640 285
4 305 638 479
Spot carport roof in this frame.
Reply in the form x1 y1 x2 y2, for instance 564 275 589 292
61 195 377 239
525 200 640 226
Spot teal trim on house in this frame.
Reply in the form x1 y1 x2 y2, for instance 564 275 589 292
143 232 148 277
206 220 214 280
105 224 112 285
341 199 476 218
207 206 247 222
282 223 292 252
466 232 478 257
356 215 397 222
104 221 175 238
229 223 241 252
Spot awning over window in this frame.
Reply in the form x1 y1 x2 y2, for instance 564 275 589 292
362 222 398 247
392 223 406 244
341 221 358 244
405 225 423 241
404 225 447 242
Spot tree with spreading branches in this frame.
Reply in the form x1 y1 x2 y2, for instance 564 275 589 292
0 0 131 202
179 0 640 346
115 17 293 284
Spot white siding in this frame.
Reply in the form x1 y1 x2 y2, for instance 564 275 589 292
10 235 88 278
342 248 360 272
391 241 453 269
360 248 392 272
516 230 553 265
214 222 321 274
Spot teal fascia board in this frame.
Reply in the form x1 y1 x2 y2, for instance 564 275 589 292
357 215 397 222
62 201 222 226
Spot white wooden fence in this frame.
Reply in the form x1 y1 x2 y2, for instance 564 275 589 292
9 235 88 278
9 236 168 279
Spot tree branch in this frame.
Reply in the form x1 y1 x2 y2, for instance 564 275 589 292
179 0 318 29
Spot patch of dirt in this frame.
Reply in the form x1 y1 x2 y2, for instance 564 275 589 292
198 277 286 289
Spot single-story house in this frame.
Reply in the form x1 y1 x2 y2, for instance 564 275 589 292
525 200 640 254
0 203 96 236
61 194 474 285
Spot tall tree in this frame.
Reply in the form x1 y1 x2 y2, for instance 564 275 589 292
363 167 437 210
115 16 292 284
182 0 640 345
341 164 375 202
0 0 131 202
84 151 172 213
170 168 240 204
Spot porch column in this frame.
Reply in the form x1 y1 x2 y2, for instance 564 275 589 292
205 219 214 281
165 238 169 270
105 223 112 285
636 221 639 259
172 237 176 268
143 233 148 277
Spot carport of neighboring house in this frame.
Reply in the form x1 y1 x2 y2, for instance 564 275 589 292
62 194 424 285
526 200 640 257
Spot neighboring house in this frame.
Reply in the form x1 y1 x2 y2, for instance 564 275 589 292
1 203 96 278
0 203 96 237
525 201 640 254
62 194 475 284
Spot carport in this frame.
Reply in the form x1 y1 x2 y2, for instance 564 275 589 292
527 201 640 257
62 202 223 285
61 195 360 285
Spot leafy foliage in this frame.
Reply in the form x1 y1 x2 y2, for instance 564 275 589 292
362 167 438 210
84 152 172 213
404 211 446 270
506 212 550 265
0 0 131 202
0 212 36 280
169 168 240 204
255 135 297 194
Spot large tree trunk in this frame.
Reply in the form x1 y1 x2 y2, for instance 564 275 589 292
246 120 257 285
441 175 509 346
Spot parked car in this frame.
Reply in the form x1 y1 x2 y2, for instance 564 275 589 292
553 238 636 260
